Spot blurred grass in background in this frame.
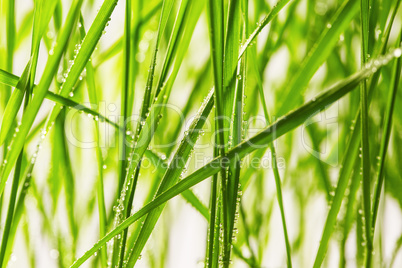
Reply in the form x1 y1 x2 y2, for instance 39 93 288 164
0 0 402 267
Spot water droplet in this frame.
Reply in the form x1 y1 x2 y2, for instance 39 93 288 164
50 249 59 259
394 48 402 58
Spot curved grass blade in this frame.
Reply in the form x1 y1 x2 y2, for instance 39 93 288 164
372 32 402 229
45 0 119 131
83 19 108 266
70 51 399 267
312 23 400 267
238 0 292 60
277 0 359 116
0 67 124 131
125 88 214 267
250 44 292 267
0 0 84 196
0 60 32 145
113 1 205 265
153 0 190 98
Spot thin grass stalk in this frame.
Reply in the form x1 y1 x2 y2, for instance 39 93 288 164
313 5 400 265
206 0 230 263
372 30 402 231
250 44 292 267
0 0 84 196
360 0 373 265
116 0 133 265
84 23 108 266
205 143 220 268
71 51 400 267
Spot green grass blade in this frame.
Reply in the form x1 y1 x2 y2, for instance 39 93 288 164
238 0 291 60
250 44 292 267
277 0 359 116
221 0 243 264
71 51 399 267
116 0 133 211
45 0 119 130
312 28 400 267
339 160 361 267
154 0 190 98
0 69 118 128
205 145 220 268
0 60 32 145
126 88 214 267
83 17 108 265
360 0 373 265
372 32 402 229
6 0 16 74
206 0 229 263
0 0 84 196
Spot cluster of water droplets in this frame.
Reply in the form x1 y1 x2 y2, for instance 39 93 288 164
362 47 402 75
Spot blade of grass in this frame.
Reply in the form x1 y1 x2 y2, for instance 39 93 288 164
0 0 84 196
0 69 119 129
206 1 230 263
83 15 107 265
0 60 32 145
153 0 190 99
313 4 400 264
71 51 399 267
0 60 32 268
360 0 373 265
238 0 292 60
277 0 359 116
113 0 134 263
339 159 361 268
205 144 221 268
221 0 243 264
126 88 214 267
372 31 402 230
250 44 292 267
45 0 119 134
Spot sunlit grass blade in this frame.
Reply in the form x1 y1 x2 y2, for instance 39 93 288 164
277 0 359 115
0 0 84 196
154 0 190 98
0 60 31 145
312 17 399 265
205 145 220 268
126 88 214 267
360 0 373 265
0 69 119 129
45 0 119 132
206 1 229 264
339 160 361 267
83 17 108 265
238 0 291 59
71 51 399 267
372 32 402 230
93 2 162 68
250 44 292 267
